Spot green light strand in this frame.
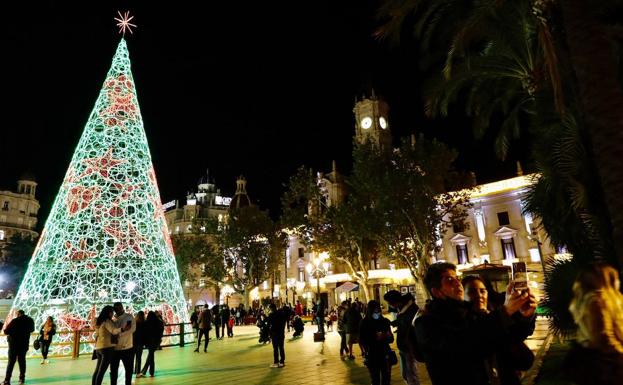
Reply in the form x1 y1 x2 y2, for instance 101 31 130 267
8 39 189 354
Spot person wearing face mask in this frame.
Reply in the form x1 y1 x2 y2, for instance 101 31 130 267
384 290 420 385
413 262 536 385
359 300 394 385
462 275 535 385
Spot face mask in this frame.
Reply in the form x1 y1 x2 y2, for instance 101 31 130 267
372 313 381 320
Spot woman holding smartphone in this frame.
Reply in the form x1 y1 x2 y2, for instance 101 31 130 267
462 276 537 385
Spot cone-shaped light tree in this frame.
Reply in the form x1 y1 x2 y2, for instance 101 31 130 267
8 39 189 349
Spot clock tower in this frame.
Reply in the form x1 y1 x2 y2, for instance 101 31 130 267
353 89 392 151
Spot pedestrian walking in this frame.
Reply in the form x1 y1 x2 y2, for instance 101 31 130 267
133 311 145 377
384 290 420 385
110 302 135 385
360 300 394 385
190 307 199 339
39 316 57 365
2 310 35 385
212 305 222 340
194 305 212 352
344 301 362 360
92 306 127 385
219 305 229 339
227 315 235 337
138 311 164 378
267 303 286 368
337 301 350 357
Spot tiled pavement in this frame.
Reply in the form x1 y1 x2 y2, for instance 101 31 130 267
0 318 550 385
0 324 430 385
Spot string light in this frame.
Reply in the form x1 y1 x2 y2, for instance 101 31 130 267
9 39 189 354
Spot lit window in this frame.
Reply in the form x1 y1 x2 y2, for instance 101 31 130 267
456 244 468 264
501 238 517 260
0 230 4 240
199 279 205 287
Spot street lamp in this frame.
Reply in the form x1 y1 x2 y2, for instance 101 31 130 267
286 278 297 305
306 252 330 334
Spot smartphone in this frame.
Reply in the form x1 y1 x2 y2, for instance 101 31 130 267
512 262 528 291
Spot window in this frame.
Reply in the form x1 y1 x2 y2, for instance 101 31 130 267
199 279 205 287
298 247 304 259
2 202 8 211
452 222 465 233
456 244 468 264
501 238 517 260
0 230 4 240
298 267 305 282
497 211 510 226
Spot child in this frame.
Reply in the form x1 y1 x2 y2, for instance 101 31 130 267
227 316 235 337
326 309 336 332
292 316 304 338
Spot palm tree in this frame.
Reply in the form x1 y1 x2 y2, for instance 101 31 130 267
559 0 623 267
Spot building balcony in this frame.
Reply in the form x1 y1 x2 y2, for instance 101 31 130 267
0 222 37 232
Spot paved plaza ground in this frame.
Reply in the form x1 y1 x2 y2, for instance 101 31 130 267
0 318 549 385
0 324 429 385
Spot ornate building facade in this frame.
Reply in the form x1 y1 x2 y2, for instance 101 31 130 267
265 94 554 310
0 177 40 247
164 174 252 309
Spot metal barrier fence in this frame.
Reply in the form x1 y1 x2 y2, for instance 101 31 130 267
0 322 194 359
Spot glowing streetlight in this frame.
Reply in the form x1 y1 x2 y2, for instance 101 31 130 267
306 251 330 335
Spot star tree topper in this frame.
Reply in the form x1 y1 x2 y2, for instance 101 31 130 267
115 11 137 36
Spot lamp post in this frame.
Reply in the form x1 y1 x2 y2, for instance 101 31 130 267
286 278 296 306
306 252 330 335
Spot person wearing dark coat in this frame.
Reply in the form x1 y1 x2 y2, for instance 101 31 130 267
343 302 363 360
463 276 536 385
219 306 229 340
189 308 199 339
39 316 57 364
3 310 35 385
194 305 212 353
359 300 394 385
267 304 287 367
414 263 536 385
138 311 164 378
132 311 146 376
384 290 420 385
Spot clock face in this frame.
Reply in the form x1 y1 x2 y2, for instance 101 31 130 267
379 117 388 129
361 117 372 129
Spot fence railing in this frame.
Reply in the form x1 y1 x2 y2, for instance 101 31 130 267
0 322 194 360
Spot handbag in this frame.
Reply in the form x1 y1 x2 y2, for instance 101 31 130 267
33 337 41 350
387 349 398 366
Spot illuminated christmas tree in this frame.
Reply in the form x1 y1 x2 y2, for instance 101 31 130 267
8 38 189 354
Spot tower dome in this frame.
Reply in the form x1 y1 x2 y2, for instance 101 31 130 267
229 175 252 209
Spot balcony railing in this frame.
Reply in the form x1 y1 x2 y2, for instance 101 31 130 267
0 222 36 231
0 322 194 360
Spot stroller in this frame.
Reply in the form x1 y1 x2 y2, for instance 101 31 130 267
257 316 270 344
292 315 304 338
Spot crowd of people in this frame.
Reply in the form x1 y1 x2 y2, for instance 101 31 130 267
1 261 622 385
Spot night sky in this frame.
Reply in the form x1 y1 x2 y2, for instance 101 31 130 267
0 1 524 225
